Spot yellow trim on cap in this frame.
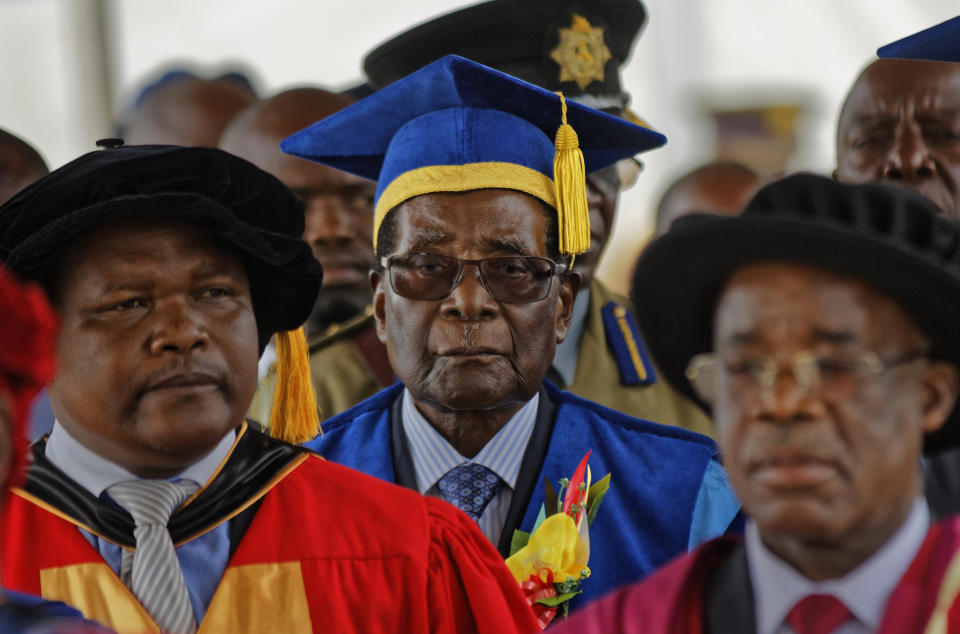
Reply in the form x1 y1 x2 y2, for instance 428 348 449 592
373 162 556 250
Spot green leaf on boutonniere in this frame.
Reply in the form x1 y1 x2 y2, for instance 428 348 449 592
509 529 531 556
555 575 586 595
534 590 582 607
586 473 611 527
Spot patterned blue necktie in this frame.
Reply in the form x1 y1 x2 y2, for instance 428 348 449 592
437 463 502 521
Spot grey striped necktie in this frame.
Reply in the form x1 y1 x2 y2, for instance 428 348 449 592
107 479 200 634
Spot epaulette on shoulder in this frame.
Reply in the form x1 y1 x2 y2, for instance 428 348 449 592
600 300 657 387
307 306 375 354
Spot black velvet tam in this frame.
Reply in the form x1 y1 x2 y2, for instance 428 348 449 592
363 0 646 109
0 145 322 352
632 173 960 452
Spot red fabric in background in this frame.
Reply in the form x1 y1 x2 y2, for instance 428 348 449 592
0 265 57 498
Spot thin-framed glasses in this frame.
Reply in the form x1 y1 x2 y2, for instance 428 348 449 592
588 158 645 199
615 157 644 190
684 348 930 405
380 253 566 304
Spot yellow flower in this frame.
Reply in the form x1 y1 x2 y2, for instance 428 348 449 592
506 513 590 584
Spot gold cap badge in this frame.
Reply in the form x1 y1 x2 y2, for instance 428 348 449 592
550 14 613 91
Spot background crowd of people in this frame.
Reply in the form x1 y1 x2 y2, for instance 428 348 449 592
2 1 960 632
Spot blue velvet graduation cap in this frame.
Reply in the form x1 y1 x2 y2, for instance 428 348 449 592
282 54 666 256
877 15 960 63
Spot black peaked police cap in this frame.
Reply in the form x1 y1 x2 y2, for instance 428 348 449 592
363 0 646 110
0 144 322 353
632 172 960 453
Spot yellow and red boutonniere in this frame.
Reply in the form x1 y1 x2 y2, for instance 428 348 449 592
505 451 610 627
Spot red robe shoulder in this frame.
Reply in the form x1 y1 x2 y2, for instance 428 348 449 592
3 447 540 634
552 517 960 634
242 453 542 634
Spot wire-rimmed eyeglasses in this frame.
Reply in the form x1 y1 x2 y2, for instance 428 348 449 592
684 348 930 404
380 252 567 304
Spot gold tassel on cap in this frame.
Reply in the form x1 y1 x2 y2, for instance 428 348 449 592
553 92 590 256
268 327 321 444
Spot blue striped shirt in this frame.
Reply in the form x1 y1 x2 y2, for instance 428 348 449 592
401 388 539 546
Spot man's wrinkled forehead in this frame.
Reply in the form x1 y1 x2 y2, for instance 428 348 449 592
711 262 926 351
48 218 246 302
841 59 960 123
395 193 549 254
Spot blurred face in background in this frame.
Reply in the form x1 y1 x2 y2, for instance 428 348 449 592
655 162 761 237
710 263 957 572
576 164 620 288
836 59 960 221
221 89 377 334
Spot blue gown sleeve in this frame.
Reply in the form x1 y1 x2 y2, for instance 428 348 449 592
0 589 116 632
687 458 742 549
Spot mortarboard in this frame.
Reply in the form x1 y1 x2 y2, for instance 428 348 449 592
877 15 960 63
282 54 665 257
0 144 323 444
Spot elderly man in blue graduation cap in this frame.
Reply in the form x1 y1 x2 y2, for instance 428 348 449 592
835 15 960 222
362 0 714 439
285 54 741 615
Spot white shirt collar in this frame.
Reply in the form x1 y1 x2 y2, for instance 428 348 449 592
45 421 237 496
746 497 929 634
401 388 539 494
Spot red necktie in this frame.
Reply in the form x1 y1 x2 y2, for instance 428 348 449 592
786 594 853 634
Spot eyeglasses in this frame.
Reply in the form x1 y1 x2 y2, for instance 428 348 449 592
588 158 644 199
684 348 930 405
615 157 644 190
380 253 566 304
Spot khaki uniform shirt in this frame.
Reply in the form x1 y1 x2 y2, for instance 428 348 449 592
565 279 713 437
248 310 390 425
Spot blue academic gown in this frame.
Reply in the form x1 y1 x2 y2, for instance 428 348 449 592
0 589 113 632
306 382 740 610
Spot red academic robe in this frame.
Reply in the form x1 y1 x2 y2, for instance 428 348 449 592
1 424 539 634
553 518 960 634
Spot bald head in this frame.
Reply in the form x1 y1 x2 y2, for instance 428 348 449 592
124 77 256 147
836 58 960 220
221 88 377 333
0 129 48 206
655 161 761 236
220 87 353 171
